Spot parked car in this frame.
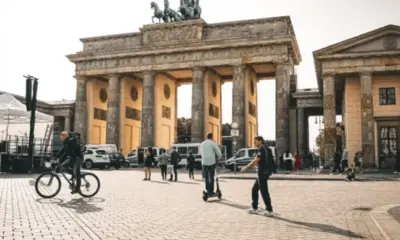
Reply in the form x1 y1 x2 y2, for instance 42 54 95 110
83 149 111 169
224 147 276 171
107 152 126 169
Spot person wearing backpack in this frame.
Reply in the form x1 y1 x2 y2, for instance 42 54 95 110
56 131 83 194
241 136 275 217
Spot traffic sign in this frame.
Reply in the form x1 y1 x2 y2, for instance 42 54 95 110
231 129 239 136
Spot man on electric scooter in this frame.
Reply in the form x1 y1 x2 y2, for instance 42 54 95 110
240 136 276 217
55 131 82 194
200 133 222 196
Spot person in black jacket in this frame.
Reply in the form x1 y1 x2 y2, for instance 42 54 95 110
241 136 276 217
331 149 342 174
186 151 195 179
169 148 181 181
143 146 154 181
56 131 82 194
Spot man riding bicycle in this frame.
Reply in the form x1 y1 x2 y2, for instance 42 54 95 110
55 131 83 194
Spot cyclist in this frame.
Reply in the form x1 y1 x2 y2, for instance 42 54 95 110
55 131 82 194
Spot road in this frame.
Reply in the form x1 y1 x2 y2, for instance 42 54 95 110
0 170 399 240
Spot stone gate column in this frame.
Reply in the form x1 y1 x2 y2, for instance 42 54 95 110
74 76 88 142
64 116 71 132
275 63 290 160
360 71 375 167
297 107 305 156
141 71 156 147
232 64 246 150
323 72 336 164
106 75 120 146
191 67 205 143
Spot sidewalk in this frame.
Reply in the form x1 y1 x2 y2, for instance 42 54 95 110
218 169 400 181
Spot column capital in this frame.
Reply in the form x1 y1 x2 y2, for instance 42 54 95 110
143 71 155 76
322 70 335 78
108 74 120 79
193 66 206 71
359 71 373 77
232 63 246 68
74 75 88 81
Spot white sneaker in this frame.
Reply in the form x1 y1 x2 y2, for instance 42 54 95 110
394 171 398 174
263 211 273 217
247 208 259 214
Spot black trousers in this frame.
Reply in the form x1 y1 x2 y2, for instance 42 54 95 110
160 165 167 179
170 164 178 180
284 160 292 171
252 174 273 212
62 157 81 189
188 167 194 179
332 162 342 173
203 164 215 194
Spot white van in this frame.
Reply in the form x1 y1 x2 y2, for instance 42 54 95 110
86 144 118 153
171 143 227 169
83 149 110 169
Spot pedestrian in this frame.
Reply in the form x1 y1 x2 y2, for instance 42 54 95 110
294 151 301 173
341 148 349 170
345 164 356 181
187 151 195 179
169 148 181 181
331 148 342 175
354 151 363 173
241 136 275 217
378 150 385 171
158 150 169 180
199 133 222 195
283 150 293 174
143 146 154 181
394 149 400 174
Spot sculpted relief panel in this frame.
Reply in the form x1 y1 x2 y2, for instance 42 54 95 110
76 45 284 72
142 25 202 45
83 34 142 52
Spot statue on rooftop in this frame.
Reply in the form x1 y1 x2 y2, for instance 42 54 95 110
151 0 201 23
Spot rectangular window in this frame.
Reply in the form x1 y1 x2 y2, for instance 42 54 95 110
379 88 396 105
380 127 397 157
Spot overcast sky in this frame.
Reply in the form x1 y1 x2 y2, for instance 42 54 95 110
1 0 399 150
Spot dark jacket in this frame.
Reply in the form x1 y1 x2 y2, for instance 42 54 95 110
170 151 181 165
187 154 195 168
56 136 79 160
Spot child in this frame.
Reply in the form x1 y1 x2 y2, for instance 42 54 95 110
187 151 195 179
345 164 356 181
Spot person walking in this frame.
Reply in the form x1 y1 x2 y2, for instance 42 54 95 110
241 136 275 217
341 148 349 170
283 150 293 174
199 133 222 195
158 151 169 180
331 148 342 174
394 149 400 174
187 151 195 179
143 147 154 181
169 148 181 181
294 151 301 173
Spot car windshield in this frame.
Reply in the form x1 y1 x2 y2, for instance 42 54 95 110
248 149 258 157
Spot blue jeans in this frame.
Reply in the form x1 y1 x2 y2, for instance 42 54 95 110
203 164 215 194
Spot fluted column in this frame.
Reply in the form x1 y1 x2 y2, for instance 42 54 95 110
275 63 291 160
232 64 246 150
323 72 336 164
191 67 205 142
64 116 71 132
74 76 88 142
141 71 156 147
106 74 120 146
360 71 375 167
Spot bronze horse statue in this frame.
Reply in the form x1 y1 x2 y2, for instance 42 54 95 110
151 2 164 23
164 0 182 22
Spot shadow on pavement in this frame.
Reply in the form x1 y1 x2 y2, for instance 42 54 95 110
353 207 372 211
173 181 199 185
58 197 104 214
36 198 64 204
273 216 365 239
149 180 170 184
214 200 365 239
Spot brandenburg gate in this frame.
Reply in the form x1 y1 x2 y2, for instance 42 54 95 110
67 16 301 157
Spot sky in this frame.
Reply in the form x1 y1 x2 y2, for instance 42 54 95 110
1 0 400 150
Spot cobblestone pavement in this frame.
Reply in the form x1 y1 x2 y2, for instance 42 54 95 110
0 170 399 240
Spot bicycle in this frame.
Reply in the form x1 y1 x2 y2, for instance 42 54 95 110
35 158 101 199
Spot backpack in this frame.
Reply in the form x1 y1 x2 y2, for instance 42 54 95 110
70 132 86 155
262 146 277 175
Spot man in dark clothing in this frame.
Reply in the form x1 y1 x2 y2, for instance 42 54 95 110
56 131 82 194
169 148 181 181
241 136 275 217
331 149 342 174
186 151 195 179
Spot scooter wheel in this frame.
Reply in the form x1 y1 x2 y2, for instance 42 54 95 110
202 193 208 202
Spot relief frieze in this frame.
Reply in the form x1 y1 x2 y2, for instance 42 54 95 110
76 45 282 72
142 25 201 45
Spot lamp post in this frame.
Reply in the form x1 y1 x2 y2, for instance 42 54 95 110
231 122 239 175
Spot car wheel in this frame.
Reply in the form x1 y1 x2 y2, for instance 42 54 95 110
84 160 93 169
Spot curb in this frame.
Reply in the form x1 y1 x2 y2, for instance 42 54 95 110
370 204 400 240
219 175 399 182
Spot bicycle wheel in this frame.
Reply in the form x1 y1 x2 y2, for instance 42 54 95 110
35 172 62 198
78 172 100 198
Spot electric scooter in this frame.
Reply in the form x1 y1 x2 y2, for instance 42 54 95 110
202 166 222 201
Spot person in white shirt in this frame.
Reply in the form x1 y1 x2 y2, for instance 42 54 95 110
200 133 222 195
283 150 293 174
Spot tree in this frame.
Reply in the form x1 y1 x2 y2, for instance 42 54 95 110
221 123 232 136
177 117 192 143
